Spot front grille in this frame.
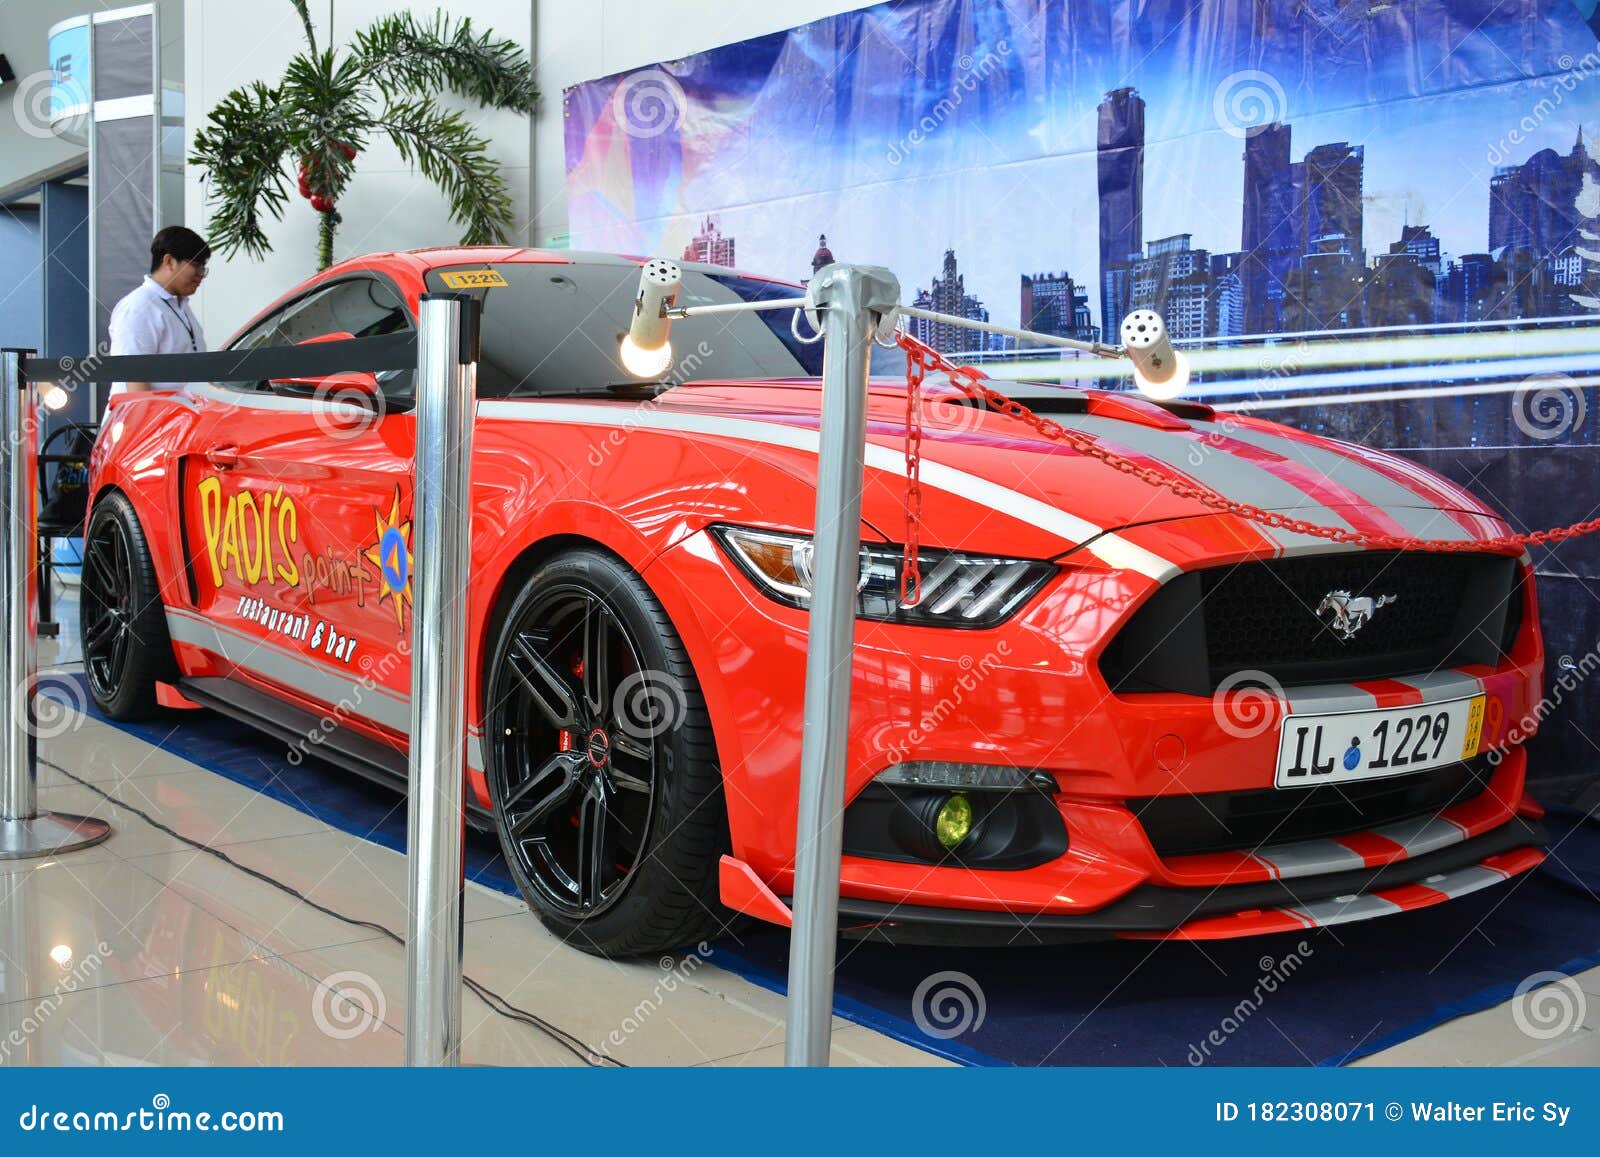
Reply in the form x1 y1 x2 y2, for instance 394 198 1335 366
1099 550 1523 694
1131 758 1493 858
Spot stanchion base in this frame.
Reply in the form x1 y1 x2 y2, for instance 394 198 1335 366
0 812 112 860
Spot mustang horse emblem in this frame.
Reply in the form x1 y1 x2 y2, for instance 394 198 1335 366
1316 589 1397 641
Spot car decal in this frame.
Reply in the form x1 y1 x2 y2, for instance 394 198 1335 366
1125 847 1542 940
1214 422 1483 542
164 607 410 733
474 400 1181 581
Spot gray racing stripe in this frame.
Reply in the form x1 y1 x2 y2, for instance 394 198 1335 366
166 608 410 732
1418 864 1512 896
1063 413 1357 545
1217 423 1479 542
1392 669 1485 702
1252 838 1368 879
1289 892 1404 927
1284 683 1380 713
1372 815 1469 858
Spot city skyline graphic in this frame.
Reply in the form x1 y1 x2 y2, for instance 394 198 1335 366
564 0 1600 353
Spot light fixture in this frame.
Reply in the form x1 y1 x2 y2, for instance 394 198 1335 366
934 794 974 849
619 257 682 378
39 383 70 411
1120 310 1190 400
49 944 72 966
710 524 1055 628
618 334 674 378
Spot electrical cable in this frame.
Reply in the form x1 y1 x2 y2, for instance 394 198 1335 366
38 754 623 1067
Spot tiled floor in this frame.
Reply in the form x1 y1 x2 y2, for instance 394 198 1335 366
2 587 1596 1067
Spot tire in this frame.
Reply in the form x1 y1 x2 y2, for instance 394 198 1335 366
80 491 177 720
483 547 733 957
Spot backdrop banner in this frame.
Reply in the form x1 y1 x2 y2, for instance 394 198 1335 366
564 0 1600 801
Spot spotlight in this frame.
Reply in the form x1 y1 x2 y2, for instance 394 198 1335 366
620 257 682 378
1120 310 1190 400
618 334 674 378
40 384 70 412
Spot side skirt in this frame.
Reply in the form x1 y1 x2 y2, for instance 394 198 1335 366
176 676 495 831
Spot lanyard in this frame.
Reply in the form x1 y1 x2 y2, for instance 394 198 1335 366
161 298 198 351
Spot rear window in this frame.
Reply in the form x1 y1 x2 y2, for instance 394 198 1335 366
423 257 904 398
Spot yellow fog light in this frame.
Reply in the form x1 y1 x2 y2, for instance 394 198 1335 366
935 794 973 849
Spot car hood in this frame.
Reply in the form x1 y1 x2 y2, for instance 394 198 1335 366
632 378 1509 574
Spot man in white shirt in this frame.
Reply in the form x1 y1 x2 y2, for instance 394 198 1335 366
107 226 211 398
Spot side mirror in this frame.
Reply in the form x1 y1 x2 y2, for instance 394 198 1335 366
270 332 382 400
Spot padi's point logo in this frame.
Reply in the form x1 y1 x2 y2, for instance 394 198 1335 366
364 488 413 629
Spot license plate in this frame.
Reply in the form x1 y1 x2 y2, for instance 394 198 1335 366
1275 694 1486 788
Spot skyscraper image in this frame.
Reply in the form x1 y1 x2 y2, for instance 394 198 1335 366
1097 87 1145 333
682 215 736 267
1240 122 1298 333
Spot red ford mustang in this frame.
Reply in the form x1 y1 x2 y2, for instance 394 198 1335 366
82 247 1547 956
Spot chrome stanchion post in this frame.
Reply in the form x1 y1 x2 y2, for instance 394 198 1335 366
0 349 109 859
404 297 478 1065
783 266 900 1067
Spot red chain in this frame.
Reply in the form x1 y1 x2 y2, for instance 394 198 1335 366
894 331 1600 566
902 348 925 604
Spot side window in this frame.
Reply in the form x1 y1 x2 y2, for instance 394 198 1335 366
229 278 415 396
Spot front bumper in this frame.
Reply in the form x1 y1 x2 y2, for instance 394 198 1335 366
825 817 1547 945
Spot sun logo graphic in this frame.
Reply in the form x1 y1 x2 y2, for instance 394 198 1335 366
365 488 413 629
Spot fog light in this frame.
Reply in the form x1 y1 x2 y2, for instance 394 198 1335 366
935 793 973 849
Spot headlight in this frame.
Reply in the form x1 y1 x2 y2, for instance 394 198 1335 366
710 524 1055 628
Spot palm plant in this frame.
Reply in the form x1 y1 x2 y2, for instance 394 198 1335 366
191 0 538 270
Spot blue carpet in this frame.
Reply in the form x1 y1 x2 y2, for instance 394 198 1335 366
43 672 1600 1067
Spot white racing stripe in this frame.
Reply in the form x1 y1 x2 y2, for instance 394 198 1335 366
477 400 1181 581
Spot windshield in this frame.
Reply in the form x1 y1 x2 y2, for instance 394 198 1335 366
423 256 905 398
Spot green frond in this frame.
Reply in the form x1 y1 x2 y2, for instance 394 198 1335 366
353 12 538 113
289 0 317 53
374 96 518 244
280 48 373 199
189 80 292 260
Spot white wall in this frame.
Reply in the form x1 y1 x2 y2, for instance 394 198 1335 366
184 0 873 339
183 0 535 339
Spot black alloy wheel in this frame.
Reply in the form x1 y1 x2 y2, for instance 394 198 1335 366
484 548 729 956
80 492 176 719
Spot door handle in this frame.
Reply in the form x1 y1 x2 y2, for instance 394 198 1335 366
205 445 240 470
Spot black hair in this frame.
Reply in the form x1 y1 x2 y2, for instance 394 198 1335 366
149 226 211 274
